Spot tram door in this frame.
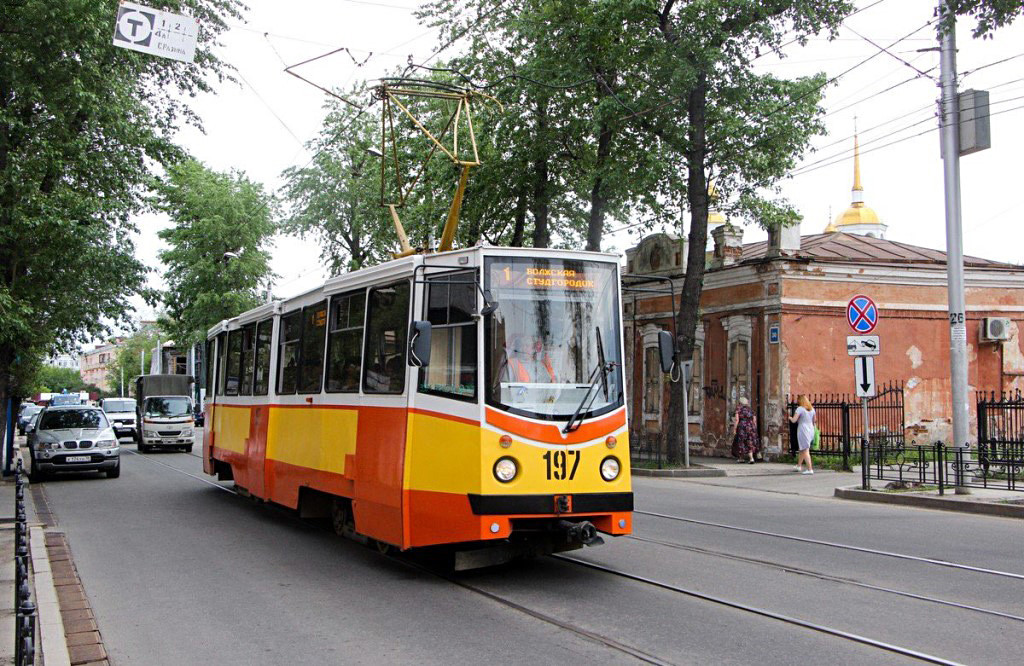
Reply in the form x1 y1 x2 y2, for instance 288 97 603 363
352 281 411 548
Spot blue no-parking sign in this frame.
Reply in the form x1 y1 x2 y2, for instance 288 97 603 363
847 295 878 334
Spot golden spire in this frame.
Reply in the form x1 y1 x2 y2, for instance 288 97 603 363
826 123 884 235
852 132 863 197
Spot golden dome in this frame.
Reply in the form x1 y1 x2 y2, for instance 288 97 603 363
708 182 726 226
824 133 883 233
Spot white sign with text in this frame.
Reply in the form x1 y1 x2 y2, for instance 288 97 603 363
113 2 197 63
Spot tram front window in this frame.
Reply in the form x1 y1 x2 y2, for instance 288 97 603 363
485 257 622 421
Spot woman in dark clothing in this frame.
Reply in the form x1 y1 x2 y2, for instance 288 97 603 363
731 397 758 464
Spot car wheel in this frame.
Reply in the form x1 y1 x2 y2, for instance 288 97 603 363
28 462 46 483
106 461 121 479
184 445 193 453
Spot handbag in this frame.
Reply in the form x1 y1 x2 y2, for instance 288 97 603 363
811 426 821 450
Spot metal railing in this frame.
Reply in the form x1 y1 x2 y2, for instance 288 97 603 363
978 390 1024 447
862 441 1023 493
14 461 37 665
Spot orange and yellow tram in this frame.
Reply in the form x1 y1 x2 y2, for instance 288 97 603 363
203 246 633 565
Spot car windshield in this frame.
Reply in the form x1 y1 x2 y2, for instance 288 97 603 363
39 410 108 431
144 397 191 418
485 257 622 421
102 399 135 413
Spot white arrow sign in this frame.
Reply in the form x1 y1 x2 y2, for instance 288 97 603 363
847 335 880 356
855 356 876 398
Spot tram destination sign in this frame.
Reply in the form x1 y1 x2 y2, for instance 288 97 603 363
847 335 880 356
491 264 598 291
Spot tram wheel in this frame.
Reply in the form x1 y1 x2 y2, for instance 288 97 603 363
374 539 393 555
331 499 355 538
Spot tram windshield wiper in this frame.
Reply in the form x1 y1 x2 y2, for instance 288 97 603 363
563 327 614 434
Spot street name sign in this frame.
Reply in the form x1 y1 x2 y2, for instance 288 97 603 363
854 356 876 398
847 335 880 356
113 2 198 63
847 295 878 334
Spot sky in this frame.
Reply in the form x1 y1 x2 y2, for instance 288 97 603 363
128 0 1024 324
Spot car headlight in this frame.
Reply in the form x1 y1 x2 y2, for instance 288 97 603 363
36 441 54 451
180 428 193 437
600 456 621 481
96 439 117 449
144 429 158 437
493 457 518 483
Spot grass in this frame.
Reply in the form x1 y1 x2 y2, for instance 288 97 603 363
776 453 857 472
878 482 938 493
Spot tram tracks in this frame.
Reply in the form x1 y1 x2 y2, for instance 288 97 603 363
635 510 1024 581
132 450 974 665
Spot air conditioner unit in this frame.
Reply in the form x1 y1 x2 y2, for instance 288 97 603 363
981 317 1011 342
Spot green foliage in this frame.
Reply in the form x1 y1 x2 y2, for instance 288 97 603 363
0 0 242 410
155 160 276 347
28 365 88 396
947 0 1024 37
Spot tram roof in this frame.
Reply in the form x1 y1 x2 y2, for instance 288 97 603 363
207 245 620 337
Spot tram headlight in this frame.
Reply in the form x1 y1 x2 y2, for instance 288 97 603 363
493 457 518 483
600 456 621 481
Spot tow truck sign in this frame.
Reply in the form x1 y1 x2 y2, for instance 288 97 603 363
847 335 880 356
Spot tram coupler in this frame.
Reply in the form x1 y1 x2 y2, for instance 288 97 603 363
558 520 604 547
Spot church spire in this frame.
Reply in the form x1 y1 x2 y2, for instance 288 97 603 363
851 123 864 206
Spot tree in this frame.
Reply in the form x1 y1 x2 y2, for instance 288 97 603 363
28 366 87 396
0 0 242 446
155 160 277 347
946 0 1024 36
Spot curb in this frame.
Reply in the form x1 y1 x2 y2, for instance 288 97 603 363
632 467 727 478
834 485 1024 519
29 525 71 666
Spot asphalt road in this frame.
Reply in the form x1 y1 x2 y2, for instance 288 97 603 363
28 439 1024 665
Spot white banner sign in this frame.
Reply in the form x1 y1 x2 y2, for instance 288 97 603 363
113 2 198 63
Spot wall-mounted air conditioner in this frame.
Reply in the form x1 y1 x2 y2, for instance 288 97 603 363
980 317 1011 342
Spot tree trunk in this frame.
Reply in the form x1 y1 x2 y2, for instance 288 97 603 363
511 185 528 247
665 72 709 464
585 120 613 252
530 97 551 248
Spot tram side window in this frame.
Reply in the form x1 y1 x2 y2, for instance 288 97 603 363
277 311 301 394
326 290 365 393
363 281 410 394
298 301 327 394
205 339 216 397
253 319 272 396
225 330 244 396
216 332 228 395
239 324 256 396
419 272 476 400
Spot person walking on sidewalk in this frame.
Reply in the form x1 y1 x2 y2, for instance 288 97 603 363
789 395 815 474
731 397 758 464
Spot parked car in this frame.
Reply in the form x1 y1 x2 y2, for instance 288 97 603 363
24 411 42 448
28 405 120 482
100 398 138 440
17 404 43 436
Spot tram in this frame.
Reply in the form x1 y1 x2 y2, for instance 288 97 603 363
202 245 639 566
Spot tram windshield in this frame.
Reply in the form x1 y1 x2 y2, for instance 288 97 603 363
485 257 622 421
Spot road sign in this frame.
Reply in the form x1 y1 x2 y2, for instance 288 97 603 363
854 356 876 398
847 295 878 334
847 335 880 356
113 2 198 63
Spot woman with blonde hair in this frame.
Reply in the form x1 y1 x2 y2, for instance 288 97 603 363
789 394 815 474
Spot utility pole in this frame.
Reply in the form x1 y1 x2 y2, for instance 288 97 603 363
938 2 970 490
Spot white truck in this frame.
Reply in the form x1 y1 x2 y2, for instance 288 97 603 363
135 374 196 453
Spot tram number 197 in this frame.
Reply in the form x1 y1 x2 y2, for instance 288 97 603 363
543 450 579 480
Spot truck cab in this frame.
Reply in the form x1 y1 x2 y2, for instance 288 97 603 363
135 375 196 453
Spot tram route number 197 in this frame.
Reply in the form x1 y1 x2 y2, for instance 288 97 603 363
543 450 579 480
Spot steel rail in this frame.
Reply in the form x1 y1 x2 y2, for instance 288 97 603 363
636 510 1024 581
125 449 671 665
626 534 1024 624
554 554 963 666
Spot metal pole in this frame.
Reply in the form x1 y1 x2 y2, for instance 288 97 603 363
120 365 124 398
862 397 869 451
939 2 971 492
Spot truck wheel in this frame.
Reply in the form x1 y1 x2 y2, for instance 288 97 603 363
106 461 121 478
138 443 149 453
184 445 193 453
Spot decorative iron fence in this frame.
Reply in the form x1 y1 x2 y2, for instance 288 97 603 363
862 441 1023 493
978 390 1024 447
787 381 905 469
